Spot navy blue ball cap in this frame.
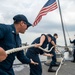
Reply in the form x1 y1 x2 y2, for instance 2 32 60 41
13 14 32 27
47 34 53 39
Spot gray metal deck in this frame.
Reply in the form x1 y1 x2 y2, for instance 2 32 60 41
14 60 75 75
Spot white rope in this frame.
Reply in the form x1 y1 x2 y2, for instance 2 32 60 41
6 45 54 54
55 45 74 75
55 57 64 75
6 44 65 75
6 44 35 54
55 49 65 75
6 44 74 55
39 46 54 52
39 46 65 75
5 44 67 75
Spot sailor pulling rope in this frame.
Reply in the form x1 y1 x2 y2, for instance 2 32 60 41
0 44 54 62
0 44 65 75
6 44 64 75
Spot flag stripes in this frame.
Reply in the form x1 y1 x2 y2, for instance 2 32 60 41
33 0 58 26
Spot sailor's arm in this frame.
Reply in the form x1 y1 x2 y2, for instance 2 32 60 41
34 35 46 47
43 53 53 57
51 40 56 48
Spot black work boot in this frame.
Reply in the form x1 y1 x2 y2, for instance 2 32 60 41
48 68 56 72
48 65 56 72
53 63 60 67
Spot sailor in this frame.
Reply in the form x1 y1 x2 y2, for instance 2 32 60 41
48 33 59 72
26 34 53 75
69 35 75 62
0 14 38 75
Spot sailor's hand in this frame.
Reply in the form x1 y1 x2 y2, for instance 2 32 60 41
34 43 41 48
0 47 7 62
49 54 53 57
55 49 59 53
55 50 59 53
30 59 38 65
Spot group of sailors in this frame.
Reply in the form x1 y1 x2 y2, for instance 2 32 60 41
0 14 75 75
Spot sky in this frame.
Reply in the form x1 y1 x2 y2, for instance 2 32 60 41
0 0 75 46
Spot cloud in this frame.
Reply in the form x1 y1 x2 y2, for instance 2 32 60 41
0 0 75 45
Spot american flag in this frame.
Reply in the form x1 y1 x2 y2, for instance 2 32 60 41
33 0 58 26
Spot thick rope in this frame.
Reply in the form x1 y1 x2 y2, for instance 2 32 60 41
5 44 71 75
39 46 54 52
55 57 64 75
6 44 74 55
55 45 74 75
6 45 54 54
6 44 65 75
6 44 35 54
55 50 65 75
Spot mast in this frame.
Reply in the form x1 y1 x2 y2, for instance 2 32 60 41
57 0 68 50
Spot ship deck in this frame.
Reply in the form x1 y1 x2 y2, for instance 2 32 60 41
14 60 75 75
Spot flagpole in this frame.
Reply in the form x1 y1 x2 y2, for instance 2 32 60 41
57 0 68 50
